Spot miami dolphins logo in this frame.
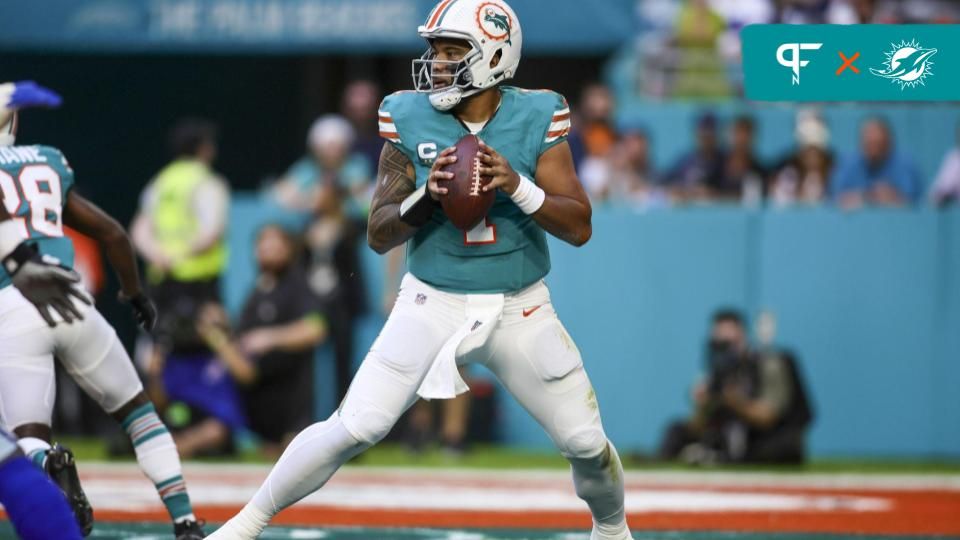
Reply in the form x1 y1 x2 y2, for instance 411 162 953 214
476 3 512 46
870 39 937 90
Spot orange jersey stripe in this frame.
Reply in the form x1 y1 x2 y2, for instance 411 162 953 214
551 112 570 122
380 131 401 139
546 128 570 138
379 116 394 123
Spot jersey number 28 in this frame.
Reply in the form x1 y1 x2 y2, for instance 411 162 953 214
0 165 64 238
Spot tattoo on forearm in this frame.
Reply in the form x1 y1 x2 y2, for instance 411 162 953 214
368 143 418 250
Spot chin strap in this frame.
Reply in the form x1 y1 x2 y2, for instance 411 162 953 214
428 85 486 111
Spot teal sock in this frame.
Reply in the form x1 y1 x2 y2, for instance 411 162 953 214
16 437 51 471
121 403 195 523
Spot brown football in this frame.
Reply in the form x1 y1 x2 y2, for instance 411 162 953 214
439 134 495 231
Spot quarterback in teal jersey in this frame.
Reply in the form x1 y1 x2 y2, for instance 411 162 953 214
0 84 205 539
210 2 631 539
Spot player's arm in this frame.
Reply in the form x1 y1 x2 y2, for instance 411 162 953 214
367 142 422 254
239 315 326 356
479 140 592 246
0 188 89 326
195 305 257 385
62 192 157 330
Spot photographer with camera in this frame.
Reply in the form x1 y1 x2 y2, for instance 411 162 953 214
659 309 814 464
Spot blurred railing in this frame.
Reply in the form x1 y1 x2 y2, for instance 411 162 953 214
226 198 960 458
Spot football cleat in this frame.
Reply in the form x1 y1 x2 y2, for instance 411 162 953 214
174 519 207 539
44 443 94 537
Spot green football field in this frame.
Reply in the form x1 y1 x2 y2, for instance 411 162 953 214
1 523 957 540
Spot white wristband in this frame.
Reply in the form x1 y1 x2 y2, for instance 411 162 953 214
0 220 26 259
510 174 546 215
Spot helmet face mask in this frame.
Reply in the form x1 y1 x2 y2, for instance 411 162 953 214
412 41 484 111
412 0 522 111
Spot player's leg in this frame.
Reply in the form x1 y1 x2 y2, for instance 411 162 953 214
0 428 83 540
53 306 202 536
484 296 631 540
0 290 57 466
0 287 94 535
211 275 460 539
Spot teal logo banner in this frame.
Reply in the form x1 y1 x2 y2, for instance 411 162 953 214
743 25 960 101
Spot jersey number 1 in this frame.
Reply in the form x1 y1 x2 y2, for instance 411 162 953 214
0 165 64 238
464 218 496 245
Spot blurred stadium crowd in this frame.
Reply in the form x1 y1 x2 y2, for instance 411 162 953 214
632 0 960 99
569 83 958 209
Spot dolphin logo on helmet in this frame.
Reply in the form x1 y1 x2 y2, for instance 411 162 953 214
412 0 523 111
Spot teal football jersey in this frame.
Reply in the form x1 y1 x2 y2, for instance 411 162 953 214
0 145 76 289
378 86 571 293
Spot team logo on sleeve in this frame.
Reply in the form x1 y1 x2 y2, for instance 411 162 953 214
476 3 512 46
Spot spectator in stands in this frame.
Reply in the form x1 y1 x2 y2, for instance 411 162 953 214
671 0 730 98
827 0 957 24
770 109 834 206
720 115 767 202
775 0 832 24
305 184 367 403
197 225 327 457
273 115 372 403
664 112 724 202
930 120 960 207
770 145 834 206
831 117 921 208
604 129 667 208
271 115 372 220
569 83 618 197
341 79 383 175
659 309 814 465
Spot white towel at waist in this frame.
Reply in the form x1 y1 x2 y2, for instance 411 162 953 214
416 293 504 400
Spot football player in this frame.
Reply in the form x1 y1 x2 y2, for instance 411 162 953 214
210 2 631 539
0 82 88 324
0 427 83 540
0 82 205 539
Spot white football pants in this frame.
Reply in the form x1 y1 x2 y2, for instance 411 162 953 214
0 285 143 430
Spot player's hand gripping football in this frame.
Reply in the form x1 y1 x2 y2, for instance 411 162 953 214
427 146 458 200
3 243 90 327
478 140 521 195
120 291 158 331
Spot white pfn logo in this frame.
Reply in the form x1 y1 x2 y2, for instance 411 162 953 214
777 43 823 85
870 39 937 90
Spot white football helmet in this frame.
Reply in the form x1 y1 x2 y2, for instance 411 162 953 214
413 0 523 111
